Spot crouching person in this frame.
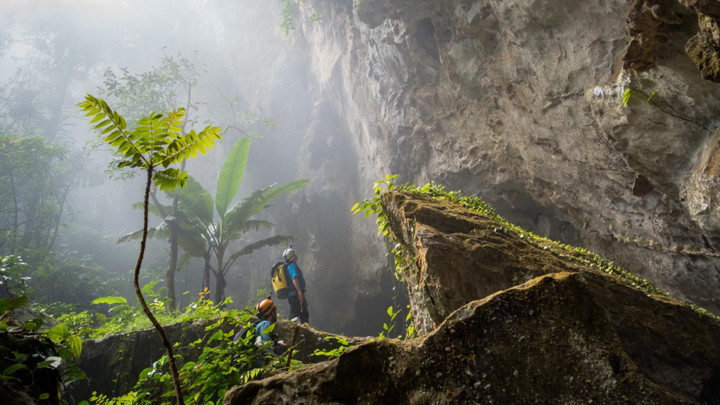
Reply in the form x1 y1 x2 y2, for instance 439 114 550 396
232 297 286 368
253 297 279 348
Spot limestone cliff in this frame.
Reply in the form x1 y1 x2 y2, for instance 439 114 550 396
276 0 720 330
225 189 720 404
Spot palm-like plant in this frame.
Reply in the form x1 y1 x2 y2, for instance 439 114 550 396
78 94 222 405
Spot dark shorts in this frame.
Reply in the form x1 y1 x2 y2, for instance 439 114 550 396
288 295 309 324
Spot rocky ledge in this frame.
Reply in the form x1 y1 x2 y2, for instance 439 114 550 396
225 190 720 404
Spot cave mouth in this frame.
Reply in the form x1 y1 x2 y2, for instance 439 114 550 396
341 268 410 337
632 174 654 197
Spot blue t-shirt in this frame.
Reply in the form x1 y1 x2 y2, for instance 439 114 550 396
254 320 272 345
286 262 306 296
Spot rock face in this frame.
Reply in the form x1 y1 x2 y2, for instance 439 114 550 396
381 190 590 334
225 190 720 404
276 0 720 328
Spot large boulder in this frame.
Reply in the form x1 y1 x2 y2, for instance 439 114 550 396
225 190 720 404
381 190 589 334
226 271 720 404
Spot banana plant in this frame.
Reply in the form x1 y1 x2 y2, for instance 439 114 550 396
175 138 309 302
78 94 222 405
119 138 309 303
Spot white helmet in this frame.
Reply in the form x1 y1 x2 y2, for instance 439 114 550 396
283 247 296 261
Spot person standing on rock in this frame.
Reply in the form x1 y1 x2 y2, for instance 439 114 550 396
283 246 309 325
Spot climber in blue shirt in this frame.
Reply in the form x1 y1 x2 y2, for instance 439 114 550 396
254 297 278 345
283 247 309 324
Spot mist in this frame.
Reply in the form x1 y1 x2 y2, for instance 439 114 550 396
0 0 397 336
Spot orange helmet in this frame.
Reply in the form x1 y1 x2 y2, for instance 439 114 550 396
256 296 276 319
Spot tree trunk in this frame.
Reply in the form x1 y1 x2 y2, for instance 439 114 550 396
166 217 178 310
201 252 212 292
214 271 227 304
136 168 185 405
150 189 178 310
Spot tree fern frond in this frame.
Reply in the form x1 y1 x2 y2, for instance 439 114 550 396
153 168 188 191
161 125 222 168
78 94 147 167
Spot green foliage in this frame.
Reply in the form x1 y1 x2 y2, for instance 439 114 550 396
118 137 309 302
620 70 659 108
278 0 322 36
353 176 720 331
0 255 31 299
215 138 252 217
168 137 309 302
132 321 272 405
279 0 299 35
311 335 351 360
404 305 415 339
92 296 128 306
353 176 720 314
0 135 74 252
57 287 228 341
351 174 398 237
78 94 222 190
79 94 224 405
75 297 288 405
54 310 98 341
378 305 401 340
1 251 116 313
352 175 416 339
101 52 205 126
622 88 634 108
0 294 87 403
28 260 116 313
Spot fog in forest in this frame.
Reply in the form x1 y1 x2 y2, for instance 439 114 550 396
0 0 396 337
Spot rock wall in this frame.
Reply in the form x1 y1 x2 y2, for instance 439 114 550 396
285 0 720 319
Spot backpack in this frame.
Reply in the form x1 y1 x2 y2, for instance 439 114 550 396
233 320 260 342
270 261 292 299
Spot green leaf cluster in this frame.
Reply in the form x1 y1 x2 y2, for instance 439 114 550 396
78 302 290 405
56 285 228 340
1 294 87 404
310 335 351 360
0 135 72 252
78 94 222 191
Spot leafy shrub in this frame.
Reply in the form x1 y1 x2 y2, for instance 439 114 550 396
77 298 290 405
1 293 86 404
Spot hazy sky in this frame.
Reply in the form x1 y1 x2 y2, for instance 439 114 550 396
0 0 138 12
